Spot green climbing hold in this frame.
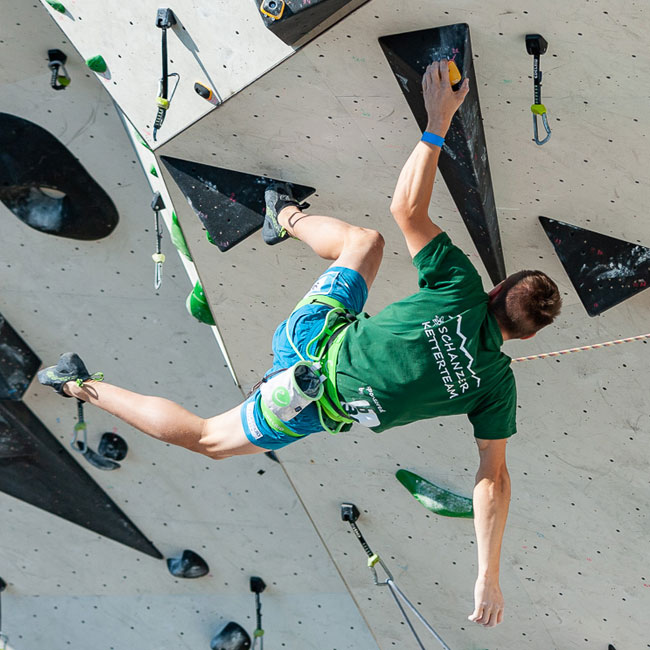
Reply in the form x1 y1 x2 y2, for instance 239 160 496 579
46 0 66 13
206 230 216 245
149 165 158 177
396 469 474 518
171 212 192 261
135 131 152 151
186 281 215 326
86 55 107 73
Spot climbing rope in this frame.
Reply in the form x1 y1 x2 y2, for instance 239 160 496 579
512 333 650 363
341 504 452 650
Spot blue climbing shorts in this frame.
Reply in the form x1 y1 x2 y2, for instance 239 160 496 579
241 266 368 450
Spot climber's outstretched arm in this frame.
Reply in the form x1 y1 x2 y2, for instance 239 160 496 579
390 60 469 258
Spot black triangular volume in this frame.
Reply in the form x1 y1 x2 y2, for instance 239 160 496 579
161 157 315 252
540 217 650 316
0 313 41 400
254 0 369 47
0 113 118 240
0 401 162 559
380 24 506 285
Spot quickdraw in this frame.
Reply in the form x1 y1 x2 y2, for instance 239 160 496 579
341 503 453 650
47 49 70 91
526 34 551 145
153 8 180 141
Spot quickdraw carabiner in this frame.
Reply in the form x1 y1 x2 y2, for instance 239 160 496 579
526 34 551 145
532 104 551 146
340 503 453 650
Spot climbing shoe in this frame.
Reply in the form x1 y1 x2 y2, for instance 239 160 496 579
37 352 103 398
262 182 310 245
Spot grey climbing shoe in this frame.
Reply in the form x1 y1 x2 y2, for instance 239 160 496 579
37 352 103 398
262 182 310 245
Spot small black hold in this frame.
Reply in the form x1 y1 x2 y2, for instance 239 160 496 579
340 502 360 523
166 549 209 579
75 442 121 471
250 576 266 593
150 191 165 212
98 432 128 461
210 621 251 650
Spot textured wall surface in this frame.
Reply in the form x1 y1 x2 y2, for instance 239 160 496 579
1 0 649 649
0 4 376 649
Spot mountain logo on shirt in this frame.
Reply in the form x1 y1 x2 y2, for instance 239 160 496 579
421 315 481 399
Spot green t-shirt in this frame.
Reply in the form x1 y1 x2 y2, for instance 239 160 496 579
335 232 517 439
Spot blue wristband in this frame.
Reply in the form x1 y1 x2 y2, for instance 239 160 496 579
421 131 445 148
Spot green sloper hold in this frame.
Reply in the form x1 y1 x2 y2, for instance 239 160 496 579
171 212 192 261
186 281 215 326
46 0 66 12
135 131 152 151
396 469 474 518
86 55 107 73
149 165 158 177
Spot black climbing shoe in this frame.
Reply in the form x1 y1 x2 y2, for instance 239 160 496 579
37 352 103 398
262 182 310 245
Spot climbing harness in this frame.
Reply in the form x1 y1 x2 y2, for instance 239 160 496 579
259 0 285 20
150 191 166 290
526 34 551 145
47 49 70 90
341 503 453 650
512 332 650 363
258 296 356 437
250 576 266 650
153 8 180 141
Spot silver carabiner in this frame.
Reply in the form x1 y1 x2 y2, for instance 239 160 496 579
533 108 551 145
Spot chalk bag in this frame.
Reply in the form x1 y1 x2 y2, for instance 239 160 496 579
260 361 324 422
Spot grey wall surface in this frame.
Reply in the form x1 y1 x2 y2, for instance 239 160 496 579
0 3 377 649
1 0 648 649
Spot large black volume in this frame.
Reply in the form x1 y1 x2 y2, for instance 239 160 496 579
0 400 162 559
161 156 315 251
540 216 649 316
380 24 506 285
0 313 41 400
255 0 368 47
0 113 118 240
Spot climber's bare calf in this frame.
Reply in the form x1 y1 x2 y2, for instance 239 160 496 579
63 379 261 459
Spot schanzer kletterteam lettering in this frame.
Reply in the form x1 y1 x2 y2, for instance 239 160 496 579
422 317 481 399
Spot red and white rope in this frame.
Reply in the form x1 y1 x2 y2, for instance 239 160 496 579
512 333 650 363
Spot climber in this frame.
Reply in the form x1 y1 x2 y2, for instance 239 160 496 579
39 60 561 627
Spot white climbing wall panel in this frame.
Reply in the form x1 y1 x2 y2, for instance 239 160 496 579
0 4 376 649
39 0 294 146
1 0 649 649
